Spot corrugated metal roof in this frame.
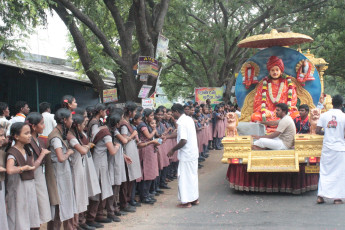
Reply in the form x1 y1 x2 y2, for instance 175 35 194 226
0 55 115 87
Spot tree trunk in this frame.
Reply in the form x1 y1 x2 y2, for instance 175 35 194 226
51 2 105 100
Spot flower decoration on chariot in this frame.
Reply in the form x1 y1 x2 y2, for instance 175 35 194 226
295 59 315 86
241 61 260 89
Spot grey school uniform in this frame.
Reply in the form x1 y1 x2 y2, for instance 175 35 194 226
50 137 77 221
82 132 101 198
121 126 142 181
69 138 89 213
0 180 8 230
108 129 127 186
6 154 40 230
0 149 8 230
29 140 52 224
91 130 113 200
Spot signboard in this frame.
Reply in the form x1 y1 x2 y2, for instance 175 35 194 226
138 56 159 77
195 87 223 105
155 33 169 59
103 88 118 103
142 98 154 109
138 85 153 99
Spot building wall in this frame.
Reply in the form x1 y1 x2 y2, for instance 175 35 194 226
0 64 99 115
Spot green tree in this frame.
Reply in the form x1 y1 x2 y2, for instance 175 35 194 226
161 0 329 101
49 0 170 102
0 0 48 59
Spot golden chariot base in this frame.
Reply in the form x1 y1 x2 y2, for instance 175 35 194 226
221 134 323 173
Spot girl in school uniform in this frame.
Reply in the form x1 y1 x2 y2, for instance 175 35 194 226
120 102 142 211
154 107 171 190
0 126 9 230
47 108 77 230
137 109 160 204
74 108 101 229
106 113 132 221
213 105 225 150
6 122 40 230
86 103 119 228
26 112 52 226
61 95 78 111
67 114 92 227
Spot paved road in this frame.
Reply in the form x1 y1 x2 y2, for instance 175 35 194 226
114 149 345 230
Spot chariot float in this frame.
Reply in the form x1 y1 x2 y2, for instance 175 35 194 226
222 29 330 194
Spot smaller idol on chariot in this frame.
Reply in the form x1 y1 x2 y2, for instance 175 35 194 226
251 56 299 131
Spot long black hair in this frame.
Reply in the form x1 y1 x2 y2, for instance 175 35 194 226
124 101 137 117
86 106 94 120
55 108 72 140
87 103 106 127
71 114 85 145
74 107 86 117
6 122 32 155
61 95 75 110
142 108 154 124
25 112 43 134
142 108 154 133
106 113 122 142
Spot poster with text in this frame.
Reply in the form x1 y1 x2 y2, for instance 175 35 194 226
103 88 118 103
138 56 159 77
194 87 223 106
138 85 153 99
142 98 154 109
155 34 169 59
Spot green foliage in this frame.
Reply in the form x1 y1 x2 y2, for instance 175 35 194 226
0 0 49 59
161 0 333 100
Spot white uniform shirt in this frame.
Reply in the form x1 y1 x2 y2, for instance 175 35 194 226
7 114 26 136
176 114 199 162
42 112 57 136
317 109 345 151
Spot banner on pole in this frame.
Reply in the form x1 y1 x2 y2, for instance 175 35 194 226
194 87 223 105
138 56 159 77
103 88 118 103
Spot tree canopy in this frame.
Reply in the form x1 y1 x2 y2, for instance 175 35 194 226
2 0 345 101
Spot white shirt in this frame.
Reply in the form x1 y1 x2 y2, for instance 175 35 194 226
9 114 26 124
176 114 199 162
317 109 345 151
7 113 26 136
42 112 57 136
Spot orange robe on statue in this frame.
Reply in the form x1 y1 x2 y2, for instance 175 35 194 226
251 77 299 125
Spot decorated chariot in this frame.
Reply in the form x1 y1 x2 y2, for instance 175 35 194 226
222 29 330 194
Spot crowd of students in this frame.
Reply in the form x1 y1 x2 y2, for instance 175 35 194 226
0 96 232 230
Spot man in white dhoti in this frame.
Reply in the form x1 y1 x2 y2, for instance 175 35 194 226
316 95 345 204
168 104 199 208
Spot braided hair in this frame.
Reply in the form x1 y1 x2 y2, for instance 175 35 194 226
87 103 106 127
71 114 85 145
5 122 32 155
106 113 122 143
55 108 72 140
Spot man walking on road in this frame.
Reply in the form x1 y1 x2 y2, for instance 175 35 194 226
168 104 199 208
316 94 345 204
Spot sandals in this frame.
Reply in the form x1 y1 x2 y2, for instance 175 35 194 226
191 199 199 205
334 199 343 204
316 196 325 204
177 202 192 208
